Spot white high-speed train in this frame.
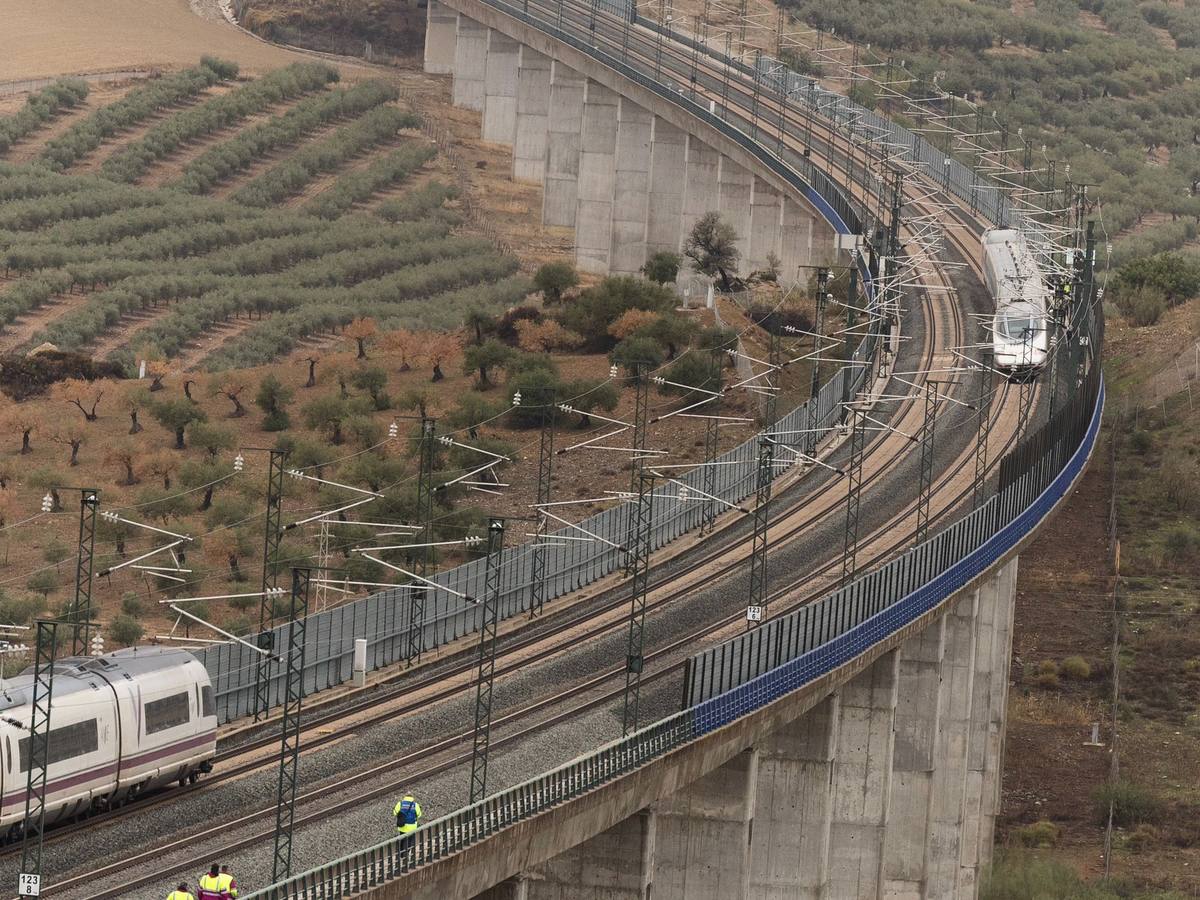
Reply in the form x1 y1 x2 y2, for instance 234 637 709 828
981 229 1049 377
0 647 216 837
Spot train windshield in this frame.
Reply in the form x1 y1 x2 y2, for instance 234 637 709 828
998 314 1040 342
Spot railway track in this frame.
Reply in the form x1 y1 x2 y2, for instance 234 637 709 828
47 369 1025 898
37 164 1014 900
14 7 1038 895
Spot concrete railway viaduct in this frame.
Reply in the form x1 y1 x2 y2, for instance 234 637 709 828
239 0 1105 897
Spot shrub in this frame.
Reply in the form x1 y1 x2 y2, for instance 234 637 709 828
642 250 681 284
515 319 584 352
1161 454 1199 513
26 570 58 599
1129 429 1153 455
1034 659 1059 688
1117 285 1168 326
496 305 543 345
1163 523 1200 564
532 261 578 304
563 276 675 348
109 614 144 647
748 302 814 336
1124 823 1160 852
0 78 88 153
1060 656 1092 680
0 591 43 626
1015 819 1060 848
1091 780 1162 828
660 352 722 395
611 335 666 377
255 374 293 431
121 592 145 617
376 181 459 223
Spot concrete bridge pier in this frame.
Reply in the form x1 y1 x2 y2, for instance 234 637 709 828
680 135 720 252
925 592 978 899
828 650 900 897
882 618 946 897
483 30 520 145
654 750 757 898
750 695 839 899
779 197 817 285
453 556 1019 900
452 15 488 111
716 156 753 275
542 62 585 227
611 98 653 274
424 0 458 74
646 117 686 258
431 7 840 277
513 47 551 184
748 177 783 276
575 81 619 273
525 811 654 898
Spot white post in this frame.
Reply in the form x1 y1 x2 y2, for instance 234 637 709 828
353 638 368 687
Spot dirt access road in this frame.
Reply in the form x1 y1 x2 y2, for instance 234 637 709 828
0 0 373 80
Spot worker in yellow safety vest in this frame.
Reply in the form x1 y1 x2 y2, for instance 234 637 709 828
198 862 225 900
167 883 195 900
219 865 239 898
394 794 423 834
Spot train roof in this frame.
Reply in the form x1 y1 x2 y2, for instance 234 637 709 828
983 227 1021 246
994 300 1045 318
0 646 199 713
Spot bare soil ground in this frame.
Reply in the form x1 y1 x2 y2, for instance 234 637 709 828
1001 302 1200 893
0 0 346 80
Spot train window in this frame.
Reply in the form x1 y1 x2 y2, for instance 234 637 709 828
145 692 190 735
201 685 215 719
18 719 98 771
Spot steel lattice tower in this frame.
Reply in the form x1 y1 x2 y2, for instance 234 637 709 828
408 417 437 664
271 567 310 883
700 351 723 535
69 489 99 656
254 448 288 722
764 317 782 430
972 354 993 510
469 518 506 802
621 471 656 736
841 407 867 586
747 436 775 620
914 383 939 545
529 396 555 619
840 266 860 418
624 367 651 576
806 268 830 454
20 620 58 886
